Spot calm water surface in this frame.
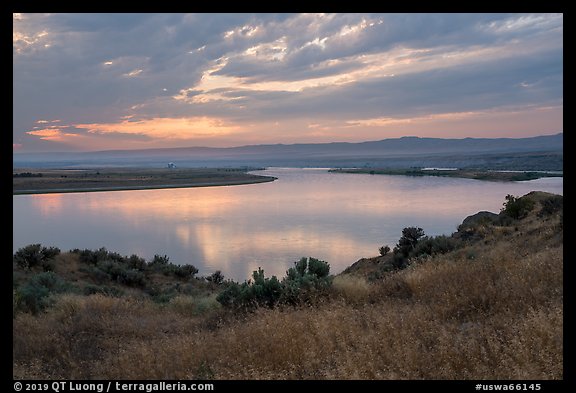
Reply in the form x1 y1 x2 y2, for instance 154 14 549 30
13 168 563 281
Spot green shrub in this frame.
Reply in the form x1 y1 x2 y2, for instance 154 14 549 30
390 229 459 268
216 281 244 309
379 245 391 256
391 252 408 270
149 254 175 275
14 272 71 315
96 260 145 287
97 260 123 279
15 283 50 315
501 194 535 219
118 269 145 287
151 254 170 265
216 268 283 310
14 244 60 270
281 257 332 305
174 265 199 279
76 247 113 265
390 227 426 269
78 265 111 285
127 254 147 271
306 257 330 279
153 292 176 304
216 258 332 311
249 268 283 308
206 271 224 285
394 227 426 257
411 235 459 258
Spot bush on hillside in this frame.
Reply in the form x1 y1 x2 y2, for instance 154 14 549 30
394 227 426 257
174 265 199 279
501 194 535 220
96 260 145 287
75 247 120 265
391 227 426 269
216 268 282 310
14 272 71 315
281 257 332 305
411 235 459 259
379 245 391 256
126 254 147 271
14 244 60 270
150 254 170 265
206 271 225 285
216 257 332 310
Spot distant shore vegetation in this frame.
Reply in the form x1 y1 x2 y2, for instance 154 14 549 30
329 167 563 182
13 191 562 379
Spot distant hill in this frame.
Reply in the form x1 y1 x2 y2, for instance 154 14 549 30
14 133 563 170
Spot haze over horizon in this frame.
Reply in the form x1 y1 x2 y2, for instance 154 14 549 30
12 132 564 155
13 13 563 153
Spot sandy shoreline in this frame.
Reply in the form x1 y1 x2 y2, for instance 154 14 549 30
13 177 276 195
13 167 276 195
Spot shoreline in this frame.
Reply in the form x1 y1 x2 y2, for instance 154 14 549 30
13 167 277 195
13 176 276 195
329 167 563 182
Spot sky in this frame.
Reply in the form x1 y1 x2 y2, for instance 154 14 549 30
13 13 563 152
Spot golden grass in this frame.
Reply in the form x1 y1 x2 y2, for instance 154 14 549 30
331 275 372 304
168 294 221 317
14 247 562 380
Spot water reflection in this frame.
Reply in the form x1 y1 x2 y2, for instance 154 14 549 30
29 193 66 217
13 168 563 281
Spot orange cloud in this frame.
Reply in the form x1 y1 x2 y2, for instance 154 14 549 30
74 117 241 140
26 128 79 141
347 111 484 127
344 105 563 139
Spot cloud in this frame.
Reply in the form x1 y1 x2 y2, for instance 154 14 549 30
26 128 80 142
13 13 563 152
123 69 144 77
74 117 241 140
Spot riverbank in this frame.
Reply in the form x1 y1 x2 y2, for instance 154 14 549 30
329 167 563 182
13 167 276 195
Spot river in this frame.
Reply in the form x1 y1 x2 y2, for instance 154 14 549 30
13 168 563 281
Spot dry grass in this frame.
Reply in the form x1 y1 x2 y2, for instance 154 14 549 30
13 194 563 379
168 294 221 317
331 275 372 304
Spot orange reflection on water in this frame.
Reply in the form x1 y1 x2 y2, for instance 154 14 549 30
28 193 65 218
189 221 376 280
25 177 478 227
79 186 245 221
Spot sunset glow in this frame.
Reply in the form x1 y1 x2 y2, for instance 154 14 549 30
26 128 80 142
13 13 563 152
76 117 241 140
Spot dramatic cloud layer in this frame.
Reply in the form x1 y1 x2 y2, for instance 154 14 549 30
13 13 563 152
